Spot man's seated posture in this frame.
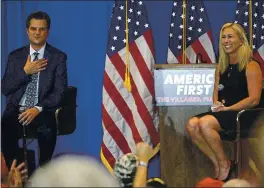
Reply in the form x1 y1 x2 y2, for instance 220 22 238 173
1 11 68 168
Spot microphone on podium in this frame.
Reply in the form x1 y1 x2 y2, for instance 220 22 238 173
196 53 207 64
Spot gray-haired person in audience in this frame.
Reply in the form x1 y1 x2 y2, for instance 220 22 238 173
26 154 119 187
114 153 138 188
222 178 252 187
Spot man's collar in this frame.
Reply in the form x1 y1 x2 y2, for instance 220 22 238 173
30 43 46 56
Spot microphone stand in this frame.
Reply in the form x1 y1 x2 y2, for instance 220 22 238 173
196 53 207 64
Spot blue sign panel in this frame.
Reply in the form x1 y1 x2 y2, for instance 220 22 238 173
154 68 215 106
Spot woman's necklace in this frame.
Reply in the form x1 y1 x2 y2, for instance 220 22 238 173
227 64 236 78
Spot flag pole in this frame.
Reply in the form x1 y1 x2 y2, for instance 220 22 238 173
182 0 187 64
124 0 132 91
249 0 253 48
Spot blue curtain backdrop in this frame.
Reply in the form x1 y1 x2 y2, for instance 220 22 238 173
1 1 237 176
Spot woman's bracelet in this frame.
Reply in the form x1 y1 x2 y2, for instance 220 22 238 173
138 161 148 167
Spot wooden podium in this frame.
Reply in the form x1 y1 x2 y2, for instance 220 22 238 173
155 64 232 187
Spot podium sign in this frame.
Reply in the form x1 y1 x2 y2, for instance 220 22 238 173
154 68 215 106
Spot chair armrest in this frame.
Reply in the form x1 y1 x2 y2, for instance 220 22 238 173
55 107 63 134
236 108 264 141
54 105 76 136
55 86 77 136
237 107 264 115
236 108 264 122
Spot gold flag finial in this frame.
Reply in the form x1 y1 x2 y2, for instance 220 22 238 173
182 0 187 64
123 0 132 92
249 0 253 48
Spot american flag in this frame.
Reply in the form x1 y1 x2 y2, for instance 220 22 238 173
167 0 216 64
101 0 159 171
235 0 264 77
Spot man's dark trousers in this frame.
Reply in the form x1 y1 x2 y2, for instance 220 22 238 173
1 107 57 169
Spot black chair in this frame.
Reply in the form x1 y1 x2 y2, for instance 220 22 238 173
55 86 77 135
20 86 77 175
22 86 77 137
219 88 264 178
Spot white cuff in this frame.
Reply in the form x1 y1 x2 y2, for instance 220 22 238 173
34 106 43 112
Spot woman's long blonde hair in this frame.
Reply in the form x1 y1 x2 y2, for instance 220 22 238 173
218 23 253 74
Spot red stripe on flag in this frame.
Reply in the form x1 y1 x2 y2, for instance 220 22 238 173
177 53 191 64
102 104 131 154
254 51 264 78
176 54 182 64
110 53 125 80
102 1 160 171
110 52 159 146
143 30 155 57
103 71 143 144
102 142 115 168
130 78 159 145
207 31 213 43
129 40 154 96
191 37 212 64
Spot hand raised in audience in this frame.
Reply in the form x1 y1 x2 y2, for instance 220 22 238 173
8 160 28 187
136 142 154 163
134 142 155 187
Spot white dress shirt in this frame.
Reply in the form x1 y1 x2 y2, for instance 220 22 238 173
19 43 46 112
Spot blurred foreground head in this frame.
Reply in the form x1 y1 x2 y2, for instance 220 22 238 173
26 155 119 187
195 177 224 188
222 179 251 187
147 177 167 188
250 112 264 186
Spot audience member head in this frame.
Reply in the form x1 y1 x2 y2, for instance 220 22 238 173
26 154 119 187
147 177 167 188
114 153 138 188
195 177 224 188
218 22 252 74
222 178 252 187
